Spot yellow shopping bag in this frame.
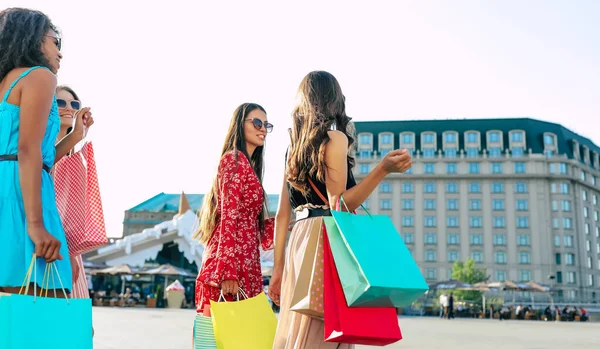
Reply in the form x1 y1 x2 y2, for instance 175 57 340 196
209 289 277 349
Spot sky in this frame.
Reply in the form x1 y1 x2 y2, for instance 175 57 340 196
7 0 600 238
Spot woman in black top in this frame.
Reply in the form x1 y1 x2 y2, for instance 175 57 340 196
270 71 412 348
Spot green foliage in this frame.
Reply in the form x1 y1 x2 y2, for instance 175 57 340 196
450 259 490 303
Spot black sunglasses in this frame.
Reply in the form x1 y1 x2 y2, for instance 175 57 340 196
46 35 62 51
56 99 81 110
246 118 273 133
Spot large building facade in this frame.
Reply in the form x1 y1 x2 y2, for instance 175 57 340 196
353 118 600 303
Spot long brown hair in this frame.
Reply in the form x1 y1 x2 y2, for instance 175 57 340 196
193 103 268 243
287 71 354 196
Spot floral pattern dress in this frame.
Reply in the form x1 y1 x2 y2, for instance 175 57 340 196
195 150 274 311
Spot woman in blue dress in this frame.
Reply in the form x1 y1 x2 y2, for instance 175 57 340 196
0 8 73 296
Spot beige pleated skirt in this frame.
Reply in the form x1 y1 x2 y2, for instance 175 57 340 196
272 217 355 349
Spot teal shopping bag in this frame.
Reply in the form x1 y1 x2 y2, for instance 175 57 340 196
324 206 429 308
0 255 93 349
194 313 217 349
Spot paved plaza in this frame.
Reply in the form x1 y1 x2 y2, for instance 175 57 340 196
93 307 599 349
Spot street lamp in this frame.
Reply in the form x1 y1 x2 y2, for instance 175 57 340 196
548 275 556 309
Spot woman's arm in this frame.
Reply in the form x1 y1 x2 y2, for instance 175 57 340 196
268 168 292 305
54 107 92 163
324 130 412 212
211 152 245 285
18 69 56 228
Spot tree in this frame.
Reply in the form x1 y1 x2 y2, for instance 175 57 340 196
450 258 490 303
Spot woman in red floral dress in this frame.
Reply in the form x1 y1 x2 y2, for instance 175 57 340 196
194 103 275 313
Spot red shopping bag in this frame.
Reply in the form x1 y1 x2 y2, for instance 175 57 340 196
323 231 402 346
54 142 108 256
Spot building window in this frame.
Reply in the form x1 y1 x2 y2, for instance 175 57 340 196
402 182 414 193
402 216 414 227
559 163 568 174
469 182 481 193
425 216 437 227
359 134 371 144
469 199 481 211
594 195 598 205
466 132 478 143
552 200 558 211
519 252 531 264
363 199 370 209
380 199 391 210
512 147 524 157
381 149 391 156
472 251 483 263
489 131 501 142
403 232 414 244
489 148 502 158
514 162 526 173
520 270 532 282
496 271 507 282
448 251 460 262
470 233 483 245
563 218 573 230
566 272 576 284
381 134 392 144
494 234 507 246
447 199 459 210
425 233 437 244
553 218 559 228
493 216 506 228
492 182 504 193
564 235 573 247
424 163 435 173
445 148 457 158
402 134 413 144
517 234 530 246
565 253 575 265
469 163 480 174
554 235 560 247
492 199 505 211
516 199 528 211
584 207 589 218
445 133 457 143
423 134 435 144
425 250 437 262
446 182 458 193
380 182 392 193
466 147 478 158
470 216 483 228
359 164 370 174
517 216 529 228
555 253 561 265
495 252 507 264
426 268 437 280
424 182 436 193
491 162 503 173
402 199 414 210
446 163 457 173
562 200 571 211
561 183 570 194
544 134 554 145
447 216 459 228
511 132 523 142
424 199 436 210
447 233 460 245
423 149 436 158
515 182 527 193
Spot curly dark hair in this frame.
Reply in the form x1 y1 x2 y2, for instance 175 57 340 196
287 71 355 196
0 8 58 81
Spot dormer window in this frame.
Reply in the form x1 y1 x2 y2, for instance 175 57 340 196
488 131 501 143
423 133 435 144
511 131 524 142
359 133 372 145
381 133 392 145
544 134 554 145
466 132 478 143
444 133 457 143
401 133 414 144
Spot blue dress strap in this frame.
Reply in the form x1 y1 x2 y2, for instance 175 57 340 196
2 66 50 103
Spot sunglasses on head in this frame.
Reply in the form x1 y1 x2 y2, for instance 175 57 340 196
246 118 273 133
56 99 81 110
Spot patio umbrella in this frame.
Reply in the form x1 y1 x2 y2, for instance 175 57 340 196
140 264 195 298
93 264 136 294
428 280 473 290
